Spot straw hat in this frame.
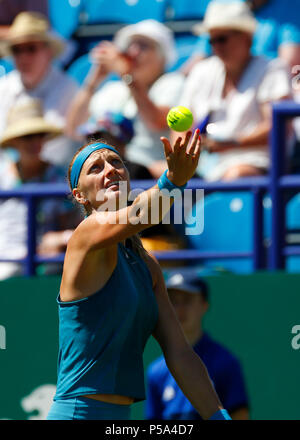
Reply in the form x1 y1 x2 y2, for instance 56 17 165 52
114 19 177 69
0 98 62 147
3 12 64 58
193 1 257 35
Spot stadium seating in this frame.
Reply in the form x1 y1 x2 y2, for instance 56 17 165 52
166 0 210 20
49 0 81 38
183 191 273 274
0 58 14 78
169 34 198 71
78 0 167 24
286 193 300 272
67 53 92 84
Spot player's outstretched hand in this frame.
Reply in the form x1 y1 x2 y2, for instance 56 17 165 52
160 129 201 187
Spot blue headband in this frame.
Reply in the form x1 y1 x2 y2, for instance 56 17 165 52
70 142 121 189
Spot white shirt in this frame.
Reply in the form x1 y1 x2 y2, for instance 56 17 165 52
0 66 79 166
179 56 292 180
89 72 184 167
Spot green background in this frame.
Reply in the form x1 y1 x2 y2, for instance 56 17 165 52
0 273 300 420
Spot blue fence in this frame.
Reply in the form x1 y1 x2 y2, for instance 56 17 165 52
0 101 299 276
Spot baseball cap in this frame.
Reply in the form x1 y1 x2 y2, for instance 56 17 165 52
79 112 134 144
166 272 209 300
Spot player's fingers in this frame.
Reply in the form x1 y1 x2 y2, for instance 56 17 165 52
192 134 202 158
160 137 172 157
187 129 200 156
181 131 192 152
173 135 183 154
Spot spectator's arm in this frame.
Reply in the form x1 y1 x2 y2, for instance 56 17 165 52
65 66 107 139
127 80 171 132
238 97 291 147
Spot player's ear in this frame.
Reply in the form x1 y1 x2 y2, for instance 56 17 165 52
73 188 87 205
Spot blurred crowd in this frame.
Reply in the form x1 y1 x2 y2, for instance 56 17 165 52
0 0 299 279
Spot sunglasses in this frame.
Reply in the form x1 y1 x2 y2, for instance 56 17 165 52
209 35 231 46
19 133 48 141
11 42 47 56
127 39 157 52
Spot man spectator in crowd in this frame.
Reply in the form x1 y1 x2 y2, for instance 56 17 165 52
0 12 79 168
177 1 291 181
181 0 300 75
0 97 79 280
146 272 249 420
66 19 184 179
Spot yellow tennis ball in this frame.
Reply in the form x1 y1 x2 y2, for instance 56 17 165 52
167 106 194 132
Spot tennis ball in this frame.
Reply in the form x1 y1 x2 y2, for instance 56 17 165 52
167 106 194 132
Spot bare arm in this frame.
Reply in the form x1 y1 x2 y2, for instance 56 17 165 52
72 130 201 252
127 80 171 132
147 255 223 420
65 66 107 139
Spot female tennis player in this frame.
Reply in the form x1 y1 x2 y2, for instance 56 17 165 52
47 129 231 420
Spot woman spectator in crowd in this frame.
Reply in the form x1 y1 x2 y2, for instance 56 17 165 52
177 1 292 181
66 19 184 179
0 97 79 280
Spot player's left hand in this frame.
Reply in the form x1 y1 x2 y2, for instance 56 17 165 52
160 129 201 187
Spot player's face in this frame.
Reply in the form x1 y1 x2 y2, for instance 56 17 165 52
78 149 130 212
168 289 208 335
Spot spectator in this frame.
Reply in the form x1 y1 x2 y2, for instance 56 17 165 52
0 97 79 280
66 19 184 179
181 0 300 75
0 0 48 38
177 1 291 181
146 272 249 420
0 12 79 168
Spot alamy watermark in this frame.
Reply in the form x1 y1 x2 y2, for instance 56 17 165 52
93 182 204 236
0 325 6 350
291 325 300 350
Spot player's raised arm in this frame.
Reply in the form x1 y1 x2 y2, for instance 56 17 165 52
69 130 201 251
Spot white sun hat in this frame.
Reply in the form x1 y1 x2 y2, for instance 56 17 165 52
114 19 177 69
193 1 258 35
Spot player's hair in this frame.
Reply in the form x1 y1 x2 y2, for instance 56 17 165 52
67 139 149 261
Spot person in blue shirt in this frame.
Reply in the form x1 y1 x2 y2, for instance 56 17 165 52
146 272 249 420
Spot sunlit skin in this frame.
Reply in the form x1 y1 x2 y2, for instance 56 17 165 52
72 149 130 215
125 35 165 87
11 41 53 89
209 29 252 73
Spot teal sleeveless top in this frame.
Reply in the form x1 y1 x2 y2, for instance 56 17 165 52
54 242 159 401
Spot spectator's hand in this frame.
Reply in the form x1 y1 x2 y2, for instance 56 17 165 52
90 41 133 77
160 129 201 186
201 135 238 153
38 230 73 256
